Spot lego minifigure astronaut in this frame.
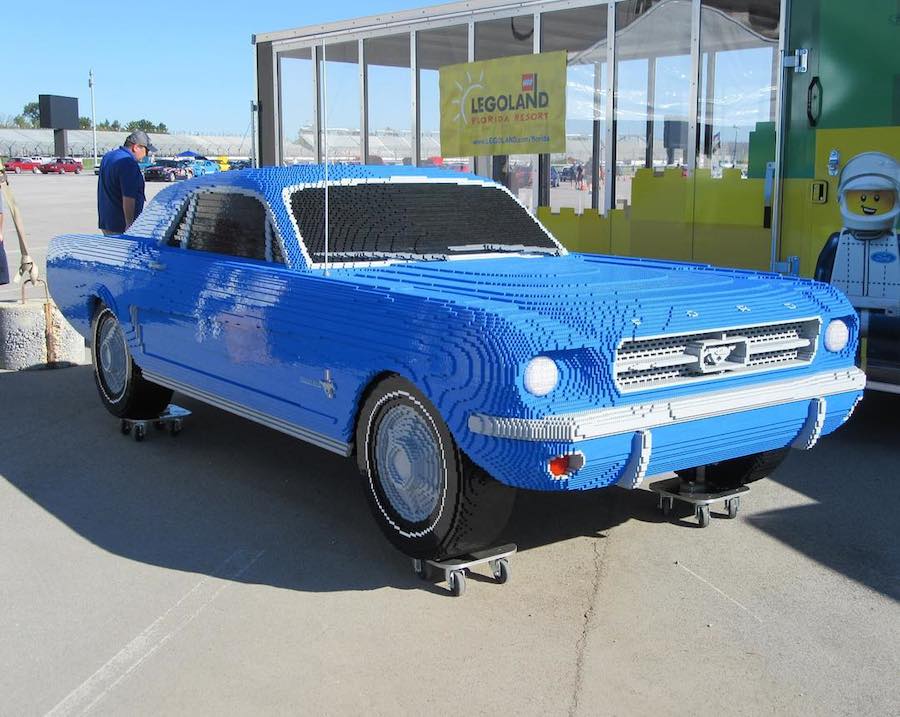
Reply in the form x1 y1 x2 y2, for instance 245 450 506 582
815 151 900 315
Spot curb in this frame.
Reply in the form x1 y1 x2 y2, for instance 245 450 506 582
0 300 87 370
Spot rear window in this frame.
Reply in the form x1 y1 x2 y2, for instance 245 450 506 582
288 182 559 263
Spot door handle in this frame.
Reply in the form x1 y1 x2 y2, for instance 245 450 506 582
806 76 822 127
148 261 167 271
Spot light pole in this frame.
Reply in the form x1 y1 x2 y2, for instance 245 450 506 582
732 125 738 166
88 69 97 169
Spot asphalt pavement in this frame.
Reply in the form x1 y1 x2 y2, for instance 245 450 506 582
0 173 897 715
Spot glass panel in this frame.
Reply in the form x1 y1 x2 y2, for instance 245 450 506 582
616 0 692 206
694 0 780 270
698 0 779 177
320 41 361 163
475 14 536 209
475 15 534 61
541 4 608 212
615 0 694 260
187 192 267 261
278 48 315 165
417 24 469 168
365 34 411 165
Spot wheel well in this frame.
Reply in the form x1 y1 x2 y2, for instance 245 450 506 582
349 371 400 456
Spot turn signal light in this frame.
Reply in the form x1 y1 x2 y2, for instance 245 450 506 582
549 455 571 477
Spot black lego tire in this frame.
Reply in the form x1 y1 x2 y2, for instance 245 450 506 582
91 305 172 419
356 375 516 561
677 448 789 491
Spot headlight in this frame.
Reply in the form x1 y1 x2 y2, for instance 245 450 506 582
523 356 559 396
824 318 850 352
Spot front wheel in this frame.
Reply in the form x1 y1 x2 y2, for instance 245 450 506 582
356 375 516 560
91 305 172 419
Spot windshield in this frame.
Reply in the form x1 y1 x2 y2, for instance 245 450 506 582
156 160 179 167
289 182 560 263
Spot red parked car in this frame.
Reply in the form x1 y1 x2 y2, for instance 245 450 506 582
3 157 43 174
40 157 84 174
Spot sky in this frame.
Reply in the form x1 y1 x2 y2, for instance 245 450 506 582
3 0 431 135
4 0 775 140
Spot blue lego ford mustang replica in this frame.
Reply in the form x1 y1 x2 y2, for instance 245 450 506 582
47 166 865 559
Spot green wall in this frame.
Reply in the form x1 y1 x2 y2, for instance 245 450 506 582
783 0 900 179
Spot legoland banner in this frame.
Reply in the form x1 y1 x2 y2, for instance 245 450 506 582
440 51 567 156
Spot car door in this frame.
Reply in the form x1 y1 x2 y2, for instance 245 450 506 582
135 188 321 421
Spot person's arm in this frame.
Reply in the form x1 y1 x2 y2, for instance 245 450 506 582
121 160 143 231
122 197 136 230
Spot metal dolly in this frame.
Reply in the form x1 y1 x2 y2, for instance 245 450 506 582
412 543 517 597
649 468 749 528
120 405 191 442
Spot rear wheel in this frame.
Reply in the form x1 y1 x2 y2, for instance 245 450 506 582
32 167 40 174
14 166 21 174
91 305 172 419
356 375 516 560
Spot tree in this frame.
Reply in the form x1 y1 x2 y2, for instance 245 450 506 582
13 115 30 129
22 102 40 127
125 119 168 134
79 116 92 129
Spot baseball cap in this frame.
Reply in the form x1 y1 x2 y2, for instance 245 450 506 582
125 130 158 153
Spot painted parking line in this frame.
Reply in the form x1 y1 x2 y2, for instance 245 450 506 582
45 548 265 717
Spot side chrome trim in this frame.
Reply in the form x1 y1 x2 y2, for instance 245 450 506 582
468 368 866 443
142 370 352 457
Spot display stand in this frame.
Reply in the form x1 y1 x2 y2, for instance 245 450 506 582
120 404 191 442
649 468 749 528
412 543 517 597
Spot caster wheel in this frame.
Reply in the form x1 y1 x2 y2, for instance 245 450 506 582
448 569 466 597
697 504 710 528
412 559 431 581
170 420 182 437
120 420 131 435
661 497 673 517
134 424 146 442
726 496 740 519
491 558 510 584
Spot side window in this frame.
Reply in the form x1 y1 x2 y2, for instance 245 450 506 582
169 191 284 263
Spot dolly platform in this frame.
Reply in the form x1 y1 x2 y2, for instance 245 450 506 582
120 405 191 442
649 470 749 528
412 543 517 596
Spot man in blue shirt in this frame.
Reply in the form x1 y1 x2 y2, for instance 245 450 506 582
97 130 157 234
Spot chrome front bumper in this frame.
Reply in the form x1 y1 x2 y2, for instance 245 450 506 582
467 368 866 443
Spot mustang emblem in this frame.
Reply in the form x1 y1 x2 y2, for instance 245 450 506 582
702 343 737 367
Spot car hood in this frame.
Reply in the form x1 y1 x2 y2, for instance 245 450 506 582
339 252 845 344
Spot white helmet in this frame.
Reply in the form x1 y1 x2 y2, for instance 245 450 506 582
838 151 900 234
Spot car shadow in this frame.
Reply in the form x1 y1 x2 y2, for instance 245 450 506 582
0 365 632 595
745 391 900 602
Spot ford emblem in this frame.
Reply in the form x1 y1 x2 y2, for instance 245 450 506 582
872 251 897 264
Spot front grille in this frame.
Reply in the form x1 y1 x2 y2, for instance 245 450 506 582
615 318 820 392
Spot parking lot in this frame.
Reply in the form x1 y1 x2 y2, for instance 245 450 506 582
1 173 898 715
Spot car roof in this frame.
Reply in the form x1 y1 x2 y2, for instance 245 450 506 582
172 164 492 195
129 164 506 255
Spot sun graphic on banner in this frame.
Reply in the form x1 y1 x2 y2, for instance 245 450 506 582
451 70 484 125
